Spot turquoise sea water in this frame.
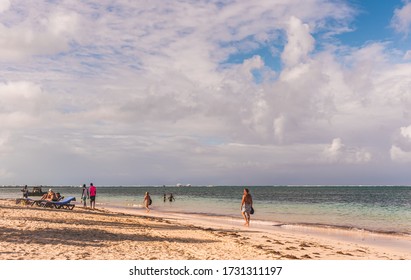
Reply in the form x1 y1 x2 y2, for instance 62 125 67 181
2 185 410 235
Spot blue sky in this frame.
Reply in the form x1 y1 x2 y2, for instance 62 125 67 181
1 0 411 186
338 0 401 45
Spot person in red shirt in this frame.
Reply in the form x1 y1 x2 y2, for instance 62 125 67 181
89 183 96 209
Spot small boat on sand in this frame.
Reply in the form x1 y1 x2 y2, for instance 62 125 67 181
24 187 47 196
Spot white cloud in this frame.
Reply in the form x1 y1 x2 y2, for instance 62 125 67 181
391 2 411 35
0 1 409 185
400 125 411 140
390 145 411 162
404 50 411 60
0 4 81 61
324 138 344 160
0 0 10 13
281 16 315 68
323 138 371 164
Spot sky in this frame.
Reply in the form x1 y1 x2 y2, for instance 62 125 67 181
1 0 411 186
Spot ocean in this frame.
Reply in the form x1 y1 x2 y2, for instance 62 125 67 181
2 185 411 235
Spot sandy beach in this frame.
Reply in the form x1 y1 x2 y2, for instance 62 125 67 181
1 199 410 260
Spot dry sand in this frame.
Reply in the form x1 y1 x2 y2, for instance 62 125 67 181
1 199 410 260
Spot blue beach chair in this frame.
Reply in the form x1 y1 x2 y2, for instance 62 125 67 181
40 196 77 210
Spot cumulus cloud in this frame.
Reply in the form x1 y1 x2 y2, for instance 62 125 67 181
0 0 410 185
281 16 315 68
323 138 371 164
324 138 345 160
390 145 411 162
400 125 411 140
0 2 81 61
391 2 411 35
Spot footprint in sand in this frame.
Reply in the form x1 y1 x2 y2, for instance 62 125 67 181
282 254 300 260
299 242 312 248
356 249 367 253
336 251 354 256
268 250 282 256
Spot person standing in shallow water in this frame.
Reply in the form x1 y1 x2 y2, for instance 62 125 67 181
241 188 253 227
81 184 89 207
22 185 29 199
89 183 96 209
144 192 151 213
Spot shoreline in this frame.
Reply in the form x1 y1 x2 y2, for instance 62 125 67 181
100 204 411 256
4 185 411 236
1 199 410 260
101 202 411 237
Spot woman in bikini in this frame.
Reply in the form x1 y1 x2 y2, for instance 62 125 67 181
240 188 253 227
144 192 151 213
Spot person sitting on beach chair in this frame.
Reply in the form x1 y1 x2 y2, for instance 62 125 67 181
41 189 59 201
55 192 63 201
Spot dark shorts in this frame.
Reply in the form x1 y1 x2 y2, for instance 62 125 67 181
90 196 96 202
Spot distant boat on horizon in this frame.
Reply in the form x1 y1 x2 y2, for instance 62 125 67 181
176 183 191 187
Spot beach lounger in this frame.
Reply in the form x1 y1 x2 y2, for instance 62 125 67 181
30 199 49 207
41 196 76 210
15 198 34 206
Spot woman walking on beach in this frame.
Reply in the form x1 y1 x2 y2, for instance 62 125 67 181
144 192 151 213
241 188 253 227
81 184 89 207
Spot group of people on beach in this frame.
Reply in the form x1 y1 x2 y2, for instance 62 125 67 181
22 184 254 227
21 185 63 202
144 188 254 227
80 183 97 209
78 186 254 226
142 192 176 213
